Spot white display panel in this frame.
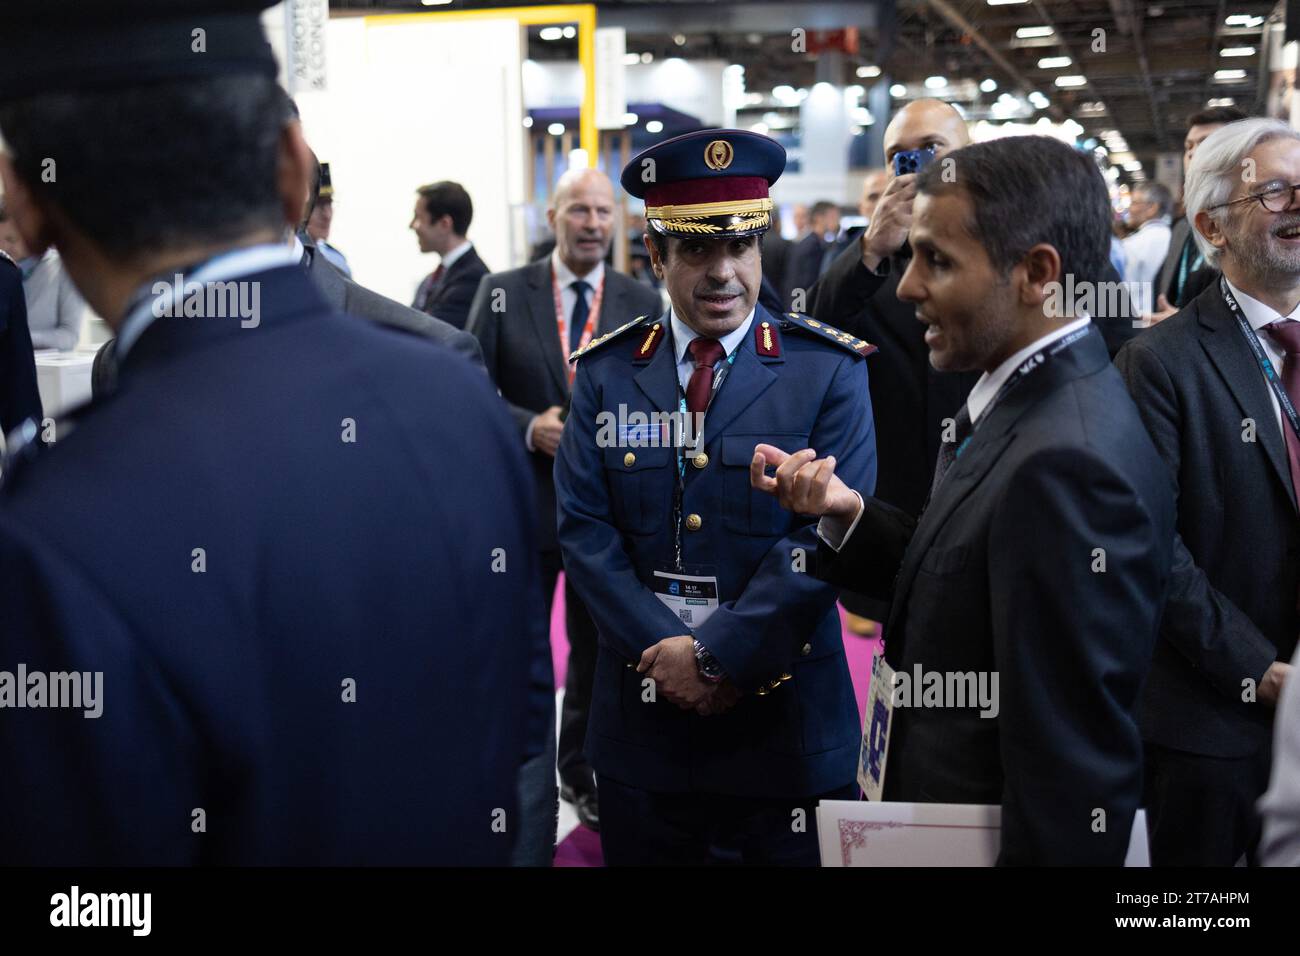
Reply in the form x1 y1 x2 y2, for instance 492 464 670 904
293 15 527 303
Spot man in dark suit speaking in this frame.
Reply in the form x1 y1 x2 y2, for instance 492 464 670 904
752 136 1176 864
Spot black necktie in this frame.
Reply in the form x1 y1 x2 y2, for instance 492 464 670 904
929 403 973 500
569 280 591 351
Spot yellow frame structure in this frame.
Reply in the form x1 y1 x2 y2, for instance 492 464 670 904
365 4 599 158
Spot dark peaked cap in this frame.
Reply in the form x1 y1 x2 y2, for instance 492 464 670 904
0 0 279 103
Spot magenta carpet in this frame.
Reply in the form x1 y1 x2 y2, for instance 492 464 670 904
548 573 879 867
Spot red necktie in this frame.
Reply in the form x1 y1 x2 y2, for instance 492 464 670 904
430 263 446 285
1263 320 1300 505
686 337 725 415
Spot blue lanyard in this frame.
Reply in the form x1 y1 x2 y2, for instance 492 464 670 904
670 339 737 569
1219 278 1300 446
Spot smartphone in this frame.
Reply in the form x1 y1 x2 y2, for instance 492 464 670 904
892 146 937 177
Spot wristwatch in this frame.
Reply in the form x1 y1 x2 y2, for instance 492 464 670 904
693 640 725 683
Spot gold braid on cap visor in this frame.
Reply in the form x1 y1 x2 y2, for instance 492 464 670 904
646 198 774 236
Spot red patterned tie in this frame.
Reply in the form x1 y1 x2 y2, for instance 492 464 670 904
1263 319 1300 505
686 337 725 415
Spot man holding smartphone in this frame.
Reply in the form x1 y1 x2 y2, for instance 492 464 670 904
805 101 979 631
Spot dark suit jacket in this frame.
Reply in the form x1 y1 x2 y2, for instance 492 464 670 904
0 265 551 865
760 232 793 309
808 241 979 519
1116 283 1299 758
304 239 483 368
0 254 42 436
789 232 835 305
818 326 1175 864
1155 217 1219 310
89 243 485 400
414 244 489 330
466 257 662 553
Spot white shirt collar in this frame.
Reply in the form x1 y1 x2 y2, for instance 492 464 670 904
966 316 1091 424
670 305 756 367
1223 277 1300 331
551 248 604 291
290 233 306 263
1136 215 1172 231
115 242 299 362
440 239 473 271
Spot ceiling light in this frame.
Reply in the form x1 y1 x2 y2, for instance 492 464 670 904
539 27 563 41
980 78 997 92
1213 69 1248 82
925 76 947 89
1054 75 1087 87
1220 47 1256 57
1038 56 1072 69
890 83 907 97
1016 26 1055 38
646 120 664 133
857 65 882 78
547 123 565 136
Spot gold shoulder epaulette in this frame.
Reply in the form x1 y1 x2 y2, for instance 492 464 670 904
781 312 878 357
569 315 654 363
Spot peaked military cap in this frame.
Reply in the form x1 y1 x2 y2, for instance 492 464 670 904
621 129 786 239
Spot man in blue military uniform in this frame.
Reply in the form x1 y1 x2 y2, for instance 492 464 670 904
554 129 878 865
0 0 550 865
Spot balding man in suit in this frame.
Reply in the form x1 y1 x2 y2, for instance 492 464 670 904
468 168 663 844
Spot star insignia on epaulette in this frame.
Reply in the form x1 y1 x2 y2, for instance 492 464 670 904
782 312 877 357
569 315 652 363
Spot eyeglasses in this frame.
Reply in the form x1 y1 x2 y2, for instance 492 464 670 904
1208 181 1300 214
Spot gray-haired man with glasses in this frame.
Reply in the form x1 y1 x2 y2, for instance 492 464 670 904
1116 117 1300 866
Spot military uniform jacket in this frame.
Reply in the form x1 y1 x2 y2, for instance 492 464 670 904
554 304 878 798
0 266 551 865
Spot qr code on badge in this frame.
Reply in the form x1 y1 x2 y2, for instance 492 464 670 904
679 609 693 624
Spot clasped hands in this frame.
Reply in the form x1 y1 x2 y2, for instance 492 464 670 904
637 636 740 716
636 445 860 716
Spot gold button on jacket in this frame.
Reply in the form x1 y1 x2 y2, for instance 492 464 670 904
685 513 702 531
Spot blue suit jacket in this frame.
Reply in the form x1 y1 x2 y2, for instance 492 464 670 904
555 304 877 797
0 265 551 865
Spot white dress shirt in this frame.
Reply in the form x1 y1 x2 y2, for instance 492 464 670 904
524 252 608 452
1121 216 1173 313
1222 277 1299 443
439 239 474 272
669 305 755 393
551 249 604 338
819 315 1091 551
